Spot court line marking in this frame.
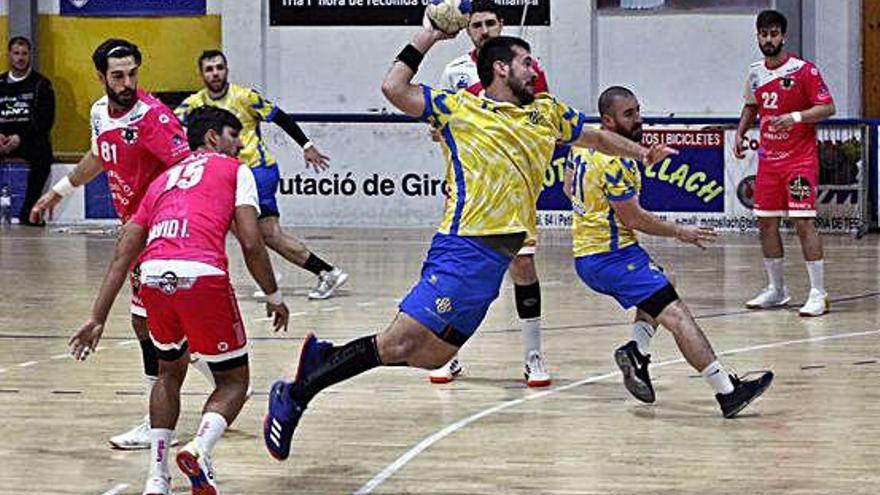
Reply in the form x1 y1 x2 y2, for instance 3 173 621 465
17 361 37 368
100 483 129 495
353 328 880 494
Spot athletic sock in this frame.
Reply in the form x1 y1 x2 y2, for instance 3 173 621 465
291 335 382 405
149 428 174 477
763 257 785 291
521 318 542 359
701 360 734 395
195 411 228 456
303 253 334 276
805 259 825 294
631 321 656 356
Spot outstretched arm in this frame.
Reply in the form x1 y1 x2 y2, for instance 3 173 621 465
69 222 147 360
271 109 330 172
573 128 676 167
610 196 717 249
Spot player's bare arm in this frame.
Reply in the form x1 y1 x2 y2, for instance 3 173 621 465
610 196 717 250
234 203 290 332
69 222 147 361
381 22 455 118
562 167 574 200
768 102 836 132
734 104 759 159
574 128 677 167
30 151 103 223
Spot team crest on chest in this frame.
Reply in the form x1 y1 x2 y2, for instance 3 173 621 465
120 127 139 145
780 77 796 91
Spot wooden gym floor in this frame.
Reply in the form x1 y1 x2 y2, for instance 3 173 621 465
1 226 878 494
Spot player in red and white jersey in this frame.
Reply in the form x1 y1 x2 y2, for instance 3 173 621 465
29 39 211 451
734 10 835 317
430 0 552 387
69 106 289 495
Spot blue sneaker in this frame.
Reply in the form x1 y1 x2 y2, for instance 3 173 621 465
264 380 304 461
263 332 332 461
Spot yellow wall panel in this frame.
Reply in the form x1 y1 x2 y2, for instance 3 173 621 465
37 14 221 156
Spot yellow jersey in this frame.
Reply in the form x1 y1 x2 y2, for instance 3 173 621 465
420 85 587 237
569 146 641 257
175 84 279 168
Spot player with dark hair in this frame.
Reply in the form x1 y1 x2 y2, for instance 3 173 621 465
69 105 289 495
735 9 836 316
430 0 553 386
30 38 217 450
262 21 676 461
176 49 348 300
564 86 774 417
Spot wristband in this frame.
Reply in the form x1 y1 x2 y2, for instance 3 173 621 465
265 290 283 306
791 111 803 123
396 44 425 73
303 141 314 151
52 176 77 197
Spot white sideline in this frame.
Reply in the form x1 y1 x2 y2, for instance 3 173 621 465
353 329 880 494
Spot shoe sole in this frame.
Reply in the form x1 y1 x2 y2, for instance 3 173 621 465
723 374 774 419
108 437 178 451
614 349 655 403
176 450 217 495
428 365 462 384
745 296 791 309
526 377 552 388
308 273 349 300
799 298 830 317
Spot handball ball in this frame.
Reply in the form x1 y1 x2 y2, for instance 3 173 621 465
426 0 472 35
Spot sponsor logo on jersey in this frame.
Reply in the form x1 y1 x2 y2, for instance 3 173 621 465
780 77 795 90
70 0 89 8
121 127 139 145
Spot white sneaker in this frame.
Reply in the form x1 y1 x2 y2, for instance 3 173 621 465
799 289 830 317
745 286 791 309
176 440 219 495
143 475 171 495
308 267 349 300
253 271 284 299
524 351 552 388
428 357 463 384
109 419 178 450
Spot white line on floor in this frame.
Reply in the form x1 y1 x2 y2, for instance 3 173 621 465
17 361 37 368
100 483 129 495
353 328 880 494
320 306 341 313
50 354 69 360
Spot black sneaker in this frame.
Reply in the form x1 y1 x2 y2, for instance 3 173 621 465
715 371 774 418
614 341 655 403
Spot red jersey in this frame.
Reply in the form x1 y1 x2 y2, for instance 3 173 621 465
744 53 833 165
90 89 191 222
131 152 260 274
441 49 549 96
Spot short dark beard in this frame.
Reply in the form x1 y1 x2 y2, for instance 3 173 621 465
509 77 535 105
760 42 783 57
106 85 136 110
628 127 643 143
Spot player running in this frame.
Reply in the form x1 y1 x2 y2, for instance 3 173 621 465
175 50 348 300
565 86 774 418
429 0 553 387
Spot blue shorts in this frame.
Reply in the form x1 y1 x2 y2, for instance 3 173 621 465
399 233 512 344
250 164 280 218
575 244 669 309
